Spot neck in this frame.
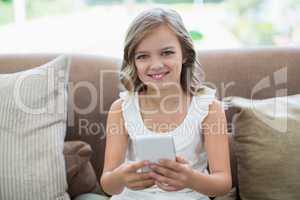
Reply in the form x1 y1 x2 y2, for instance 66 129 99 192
140 85 191 113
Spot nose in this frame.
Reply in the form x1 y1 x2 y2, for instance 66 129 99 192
149 56 164 71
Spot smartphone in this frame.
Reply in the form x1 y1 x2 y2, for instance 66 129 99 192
134 135 176 172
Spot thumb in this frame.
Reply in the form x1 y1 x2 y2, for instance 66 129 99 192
128 160 149 172
176 156 188 164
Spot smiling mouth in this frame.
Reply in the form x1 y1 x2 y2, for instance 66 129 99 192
148 72 170 80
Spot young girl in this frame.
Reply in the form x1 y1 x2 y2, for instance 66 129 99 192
100 8 232 200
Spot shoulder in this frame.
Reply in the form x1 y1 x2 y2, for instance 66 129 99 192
110 90 135 112
109 98 123 112
209 100 224 114
106 98 129 138
107 98 124 123
106 98 128 134
203 100 226 125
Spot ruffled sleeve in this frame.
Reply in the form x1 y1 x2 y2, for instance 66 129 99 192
119 90 130 101
119 90 135 112
191 86 217 123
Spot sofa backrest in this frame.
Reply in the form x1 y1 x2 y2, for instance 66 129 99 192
0 47 299 189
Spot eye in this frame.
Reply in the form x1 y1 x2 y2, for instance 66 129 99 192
135 54 148 60
162 50 174 56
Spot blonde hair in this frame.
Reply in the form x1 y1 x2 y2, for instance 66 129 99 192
120 7 204 95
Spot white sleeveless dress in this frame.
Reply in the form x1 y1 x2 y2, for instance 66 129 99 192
111 86 216 200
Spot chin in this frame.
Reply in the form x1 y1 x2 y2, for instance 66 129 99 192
145 82 179 91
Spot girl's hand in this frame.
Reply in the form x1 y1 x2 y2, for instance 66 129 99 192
149 156 193 192
114 160 155 191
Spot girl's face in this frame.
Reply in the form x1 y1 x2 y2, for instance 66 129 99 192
134 25 184 92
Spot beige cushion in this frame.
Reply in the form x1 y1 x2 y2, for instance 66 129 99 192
226 95 300 200
0 56 70 200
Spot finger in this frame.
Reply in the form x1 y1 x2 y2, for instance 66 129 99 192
150 164 177 179
149 171 180 188
155 181 179 192
176 156 188 164
158 159 183 172
127 160 149 172
129 179 155 190
127 172 152 183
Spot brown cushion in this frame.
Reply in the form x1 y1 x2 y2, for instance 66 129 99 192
63 141 101 198
227 95 300 200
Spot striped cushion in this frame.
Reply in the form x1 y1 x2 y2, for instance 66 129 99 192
0 56 70 200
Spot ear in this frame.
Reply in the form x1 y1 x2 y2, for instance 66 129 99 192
182 57 187 64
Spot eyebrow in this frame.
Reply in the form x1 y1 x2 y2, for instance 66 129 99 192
135 46 176 55
161 46 175 51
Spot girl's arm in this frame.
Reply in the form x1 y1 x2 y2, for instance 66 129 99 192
100 99 155 195
189 100 232 197
100 99 129 195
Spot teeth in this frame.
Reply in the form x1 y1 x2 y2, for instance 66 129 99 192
150 72 167 80
153 74 163 79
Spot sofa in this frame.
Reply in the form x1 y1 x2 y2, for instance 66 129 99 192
0 47 299 200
